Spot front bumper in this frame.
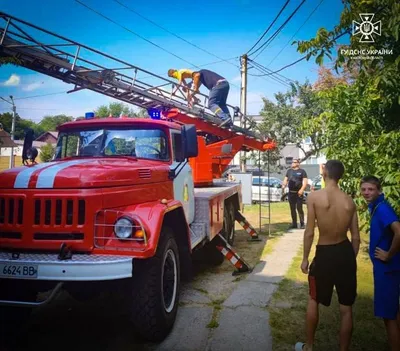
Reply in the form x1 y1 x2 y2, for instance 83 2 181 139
0 251 133 281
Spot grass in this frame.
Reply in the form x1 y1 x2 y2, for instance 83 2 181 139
206 298 225 329
268 231 388 351
242 202 306 258
193 287 209 295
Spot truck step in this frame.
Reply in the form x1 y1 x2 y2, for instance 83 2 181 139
189 222 207 249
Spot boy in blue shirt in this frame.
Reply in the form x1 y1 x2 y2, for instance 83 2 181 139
360 175 400 351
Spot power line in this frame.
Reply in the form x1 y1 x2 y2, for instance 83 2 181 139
254 30 351 77
250 0 306 60
14 91 68 100
112 0 240 69
247 0 291 55
75 0 199 68
267 0 325 67
249 59 294 83
75 1 242 89
248 60 292 88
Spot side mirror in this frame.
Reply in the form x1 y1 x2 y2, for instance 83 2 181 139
22 128 38 165
181 124 198 159
27 147 39 162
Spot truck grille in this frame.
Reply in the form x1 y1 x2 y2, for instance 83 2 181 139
0 197 24 225
34 198 86 226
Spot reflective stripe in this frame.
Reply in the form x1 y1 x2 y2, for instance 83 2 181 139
36 160 89 188
14 163 52 188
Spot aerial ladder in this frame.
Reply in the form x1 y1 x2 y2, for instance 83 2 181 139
0 11 276 251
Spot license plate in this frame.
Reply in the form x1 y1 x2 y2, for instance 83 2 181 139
0 263 38 279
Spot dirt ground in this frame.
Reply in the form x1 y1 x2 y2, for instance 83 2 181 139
1 203 291 351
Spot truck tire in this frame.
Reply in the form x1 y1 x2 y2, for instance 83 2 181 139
129 227 180 342
223 202 236 245
0 279 34 348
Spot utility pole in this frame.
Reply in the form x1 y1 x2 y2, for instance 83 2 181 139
240 54 248 172
0 95 16 168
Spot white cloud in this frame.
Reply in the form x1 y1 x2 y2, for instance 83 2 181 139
22 82 44 92
2 74 21 86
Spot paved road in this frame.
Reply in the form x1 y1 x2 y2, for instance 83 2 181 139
2 229 303 351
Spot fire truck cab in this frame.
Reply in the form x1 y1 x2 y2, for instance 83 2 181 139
0 114 243 341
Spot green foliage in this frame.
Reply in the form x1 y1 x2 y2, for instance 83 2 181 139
255 81 327 170
0 112 45 140
39 114 73 131
294 0 400 224
39 143 55 163
95 102 148 118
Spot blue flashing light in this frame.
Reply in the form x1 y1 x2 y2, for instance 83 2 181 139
148 108 161 120
85 112 95 119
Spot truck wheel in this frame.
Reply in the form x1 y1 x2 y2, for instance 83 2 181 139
129 228 180 342
0 279 34 347
223 202 236 245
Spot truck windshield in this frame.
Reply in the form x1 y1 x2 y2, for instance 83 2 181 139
54 128 169 160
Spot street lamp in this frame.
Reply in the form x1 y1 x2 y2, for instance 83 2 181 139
0 95 16 168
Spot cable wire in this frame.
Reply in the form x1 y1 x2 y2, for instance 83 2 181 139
267 0 325 67
112 0 240 69
247 0 291 55
14 91 68 100
248 60 292 88
75 0 200 68
250 0 306 60
250 59 294 84
75 1 242 89
253 30 350 77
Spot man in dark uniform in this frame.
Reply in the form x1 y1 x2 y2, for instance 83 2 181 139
282 158 308 229
188 69 232 127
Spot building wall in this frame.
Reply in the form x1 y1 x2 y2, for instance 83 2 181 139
0 146 22 157
0 156 26 171
0 146 43 171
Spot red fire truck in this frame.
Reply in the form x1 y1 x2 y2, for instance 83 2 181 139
0 12 276 341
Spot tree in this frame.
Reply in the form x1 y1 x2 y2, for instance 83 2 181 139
39 143 55 162
95 102 148 118
39 114 74 131
254 81 326 171
295 0 400 218
0 112 45 140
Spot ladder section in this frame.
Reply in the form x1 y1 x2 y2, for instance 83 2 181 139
0 12 266 142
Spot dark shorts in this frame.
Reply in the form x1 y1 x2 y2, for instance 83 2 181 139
373 270 400 320
308 239 357 306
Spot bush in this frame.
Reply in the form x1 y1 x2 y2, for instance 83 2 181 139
40 143 55 163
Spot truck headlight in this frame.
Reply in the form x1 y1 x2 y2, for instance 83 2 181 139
114 217 133 239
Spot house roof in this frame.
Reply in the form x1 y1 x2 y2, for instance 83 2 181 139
0 129 18 147
35 131 59 141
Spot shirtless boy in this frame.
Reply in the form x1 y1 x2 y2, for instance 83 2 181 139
295 160 361 351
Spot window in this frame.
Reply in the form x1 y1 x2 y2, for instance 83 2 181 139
172 133 183 162
54 128 169 160
305 156 318 165
304 136 311 144
285 157 293 165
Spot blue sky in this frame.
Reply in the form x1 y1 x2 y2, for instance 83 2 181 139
0 0 346 122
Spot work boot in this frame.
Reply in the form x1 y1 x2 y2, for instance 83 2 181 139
300 223 305 229
288 223 297 230
219 117 233 128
